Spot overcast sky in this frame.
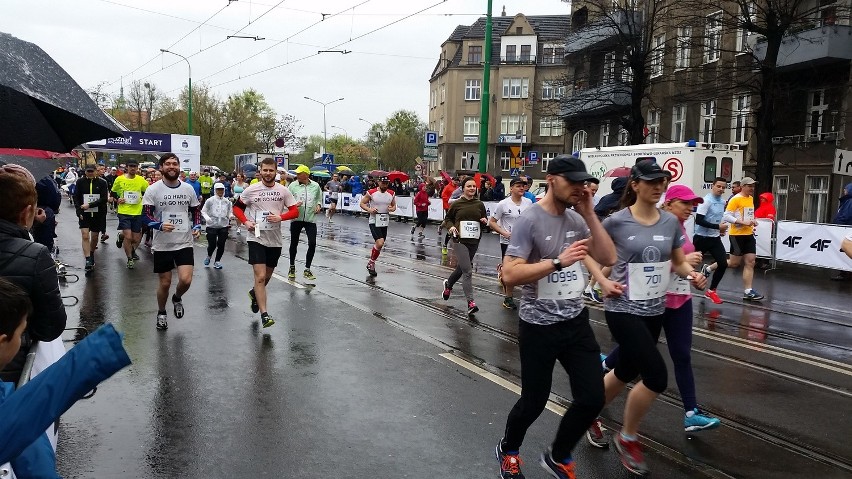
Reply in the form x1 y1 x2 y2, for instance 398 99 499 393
4 0 571 145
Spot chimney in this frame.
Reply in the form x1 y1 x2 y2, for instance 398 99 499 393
501 5 506 16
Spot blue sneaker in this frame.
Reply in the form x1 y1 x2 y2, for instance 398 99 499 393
204 257 211 266
684 408 721 432
743 289 764 301
539 448 576 479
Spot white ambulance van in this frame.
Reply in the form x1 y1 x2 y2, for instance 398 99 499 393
579 141 746 197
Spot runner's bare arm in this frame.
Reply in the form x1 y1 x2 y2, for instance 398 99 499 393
359 193 372 212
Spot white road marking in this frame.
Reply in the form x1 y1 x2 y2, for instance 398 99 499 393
271 272 305 289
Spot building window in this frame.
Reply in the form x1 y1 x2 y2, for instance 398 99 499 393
520 45 531 62
502 78 530 99
672 104 687 142
500 115 527 135
732 94 750 143
600 122 610 147
806 89 829 138
464 79 481 101
461 152 477 170
541 81 554 100
803 175 829 222
618 128 630 145
651 34 665 78
675 26 691 69
572 130 587 152
506 45 517 62
500 151 511 171
463 116 479 136
541 152 556 172
774 175 788 221
736 3 756 53
541 45 564 64
439 117 445 137
603 52 616 83
430 89 437 109
621 54 633 83
700 100 716 143
705 12 722 63
540 116 563 137
468 45 482 64
440 83 446 104
646 109 661 143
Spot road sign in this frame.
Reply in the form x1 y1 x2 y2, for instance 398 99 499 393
834 149 852 177
274 155 286 167
510 157 522 169
423 146 438 161
528 151 539 165
321 153 334 164
414 164 422 172
425 131 438 146
509 168 520 177
509 146 521 158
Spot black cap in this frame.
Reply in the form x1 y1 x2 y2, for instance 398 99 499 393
84 165 95 171
546 154 599 184
510 178 527 186
126 159 139 166
631 160 671 181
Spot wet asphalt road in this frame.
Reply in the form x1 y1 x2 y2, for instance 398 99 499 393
51 204 852 478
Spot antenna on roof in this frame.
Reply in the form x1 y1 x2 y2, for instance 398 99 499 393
501 5 506 16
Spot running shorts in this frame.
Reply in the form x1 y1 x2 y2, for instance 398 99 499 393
153 247 195 273
248 241 282 268
78 214 106 232
369 224 388 241
117 214 144 233
729 235 756 256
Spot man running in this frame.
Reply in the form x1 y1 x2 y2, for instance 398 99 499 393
324 172 343 222
198 168 214 205
233 158 301 328
723 177 764 300
488 178 533 309
359 176 396 276
73 165 109 272
496 155 615 479
111 159 148 269
288 165 323 281
142 153 202 331
693 177 730 304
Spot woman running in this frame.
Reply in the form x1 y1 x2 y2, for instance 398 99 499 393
411 183 430 237
588 161 706 476
440 177 488 316
231 173 248 235
201 183 233 269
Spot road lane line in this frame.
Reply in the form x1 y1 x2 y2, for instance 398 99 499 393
271 272 305 289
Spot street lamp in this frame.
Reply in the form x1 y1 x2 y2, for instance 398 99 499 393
304 96 344 152
160 49 192 135
330 125 348 137
359 117 382 170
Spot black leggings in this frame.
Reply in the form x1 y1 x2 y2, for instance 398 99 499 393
693 234 728 290
604 311 668 394
289 221 317 268
415 211 428 228
206 227 228 261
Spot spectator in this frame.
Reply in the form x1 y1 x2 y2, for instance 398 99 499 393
480 180 494 201
831 183 852 280
594 176 628 220
491 175 505 201
754 192 776 270
31 176 62 255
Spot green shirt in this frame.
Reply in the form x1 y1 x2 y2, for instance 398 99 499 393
199 175 214 194
111 174 149 216
443 197 488 244
288 180 323 223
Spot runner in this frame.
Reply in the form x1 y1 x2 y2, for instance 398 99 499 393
111 159 149 269
440 177 488 316
201 183 233 269
95 165 110 244
231 173 248 235
488 178 533 310
198 168 214 204
324 172 343 222
600 184 720 435
359 176 397 276
232 158 301 327
73 165 109 272
411 183 430 237
141 153 202 331
588 160 705 476
693 177 730 304
723 177 764 301
288 165 323 281
439 177 456 254
495 155 615 479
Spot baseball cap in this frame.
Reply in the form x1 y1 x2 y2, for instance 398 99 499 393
295 165 311 175
213 182 225 190
84 165 95 171
741 177 757 185
510 178 527 186
664 184 703 204
546 154 599 184
631 160 671 181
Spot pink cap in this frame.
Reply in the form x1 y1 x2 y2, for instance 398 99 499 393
665 184 703 204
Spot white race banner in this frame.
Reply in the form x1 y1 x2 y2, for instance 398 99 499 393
428 198 444 221
776 221 852 271
684 216 772 258
392 197 413 218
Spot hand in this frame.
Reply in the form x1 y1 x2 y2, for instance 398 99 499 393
689 273 707 290
117 198 126 204
449 226 459 237
244 220 256 229
266 213 282 223
751 220 759 227
573 185 595 216
81 203 89 210
191 229 201 239
388 205 396 212
599 278 624 298
479 217 488 224
371 207 379 214
685 252 703 267
502 231 511 240
295 201 303 208
314 205 321 214
557 238 589 266
162 222 175 232
35 208 46 223
719 222 729 233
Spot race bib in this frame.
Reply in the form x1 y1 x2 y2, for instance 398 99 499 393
537 262 584 300
202 182 212 189
84 194 100 213
375 213 389 227
627 261 671 300
742 207 755 223
165 212 188 232
666 272 691 295
459 221 480 239
124 191 140 204
256 211 275 231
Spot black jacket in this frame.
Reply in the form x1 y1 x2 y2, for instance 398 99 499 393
0 219 67 381
73 176 109 217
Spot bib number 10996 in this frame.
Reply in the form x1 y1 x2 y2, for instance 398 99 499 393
548 270 578 283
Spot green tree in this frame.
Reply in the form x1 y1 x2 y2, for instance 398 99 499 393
379 132 420 172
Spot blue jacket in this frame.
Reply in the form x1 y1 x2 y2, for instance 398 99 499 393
349 177 364 195
833 183 852 225
185 179 202 197
0 324 131 474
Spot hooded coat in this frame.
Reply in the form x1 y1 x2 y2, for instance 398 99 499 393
834 183 852 225
754 192 776 220
594 176 628 219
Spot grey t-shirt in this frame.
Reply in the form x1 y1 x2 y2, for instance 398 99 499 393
602 208 685 316
506 204 591 325
326 180 341 198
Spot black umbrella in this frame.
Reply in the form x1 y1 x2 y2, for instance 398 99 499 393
0 154 62 180
0 32 124 152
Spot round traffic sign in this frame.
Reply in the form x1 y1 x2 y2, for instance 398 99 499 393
414 164 422 172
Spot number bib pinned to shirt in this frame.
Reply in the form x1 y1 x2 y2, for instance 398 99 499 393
666 272 691 295
627 261 671 300
165 212 188 233
374 213 390 227
83 194 99 213
537 262 584 300
459 221 480 240
256 211 275 231
742 207 755 224
124 191 140 204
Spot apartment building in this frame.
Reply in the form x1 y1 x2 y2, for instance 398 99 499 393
561 0 851 222
428 12 570 179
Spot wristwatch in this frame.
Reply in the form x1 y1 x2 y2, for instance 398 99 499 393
552 258 562 271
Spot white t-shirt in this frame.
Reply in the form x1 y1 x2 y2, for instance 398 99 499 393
142 180 200 252
239 182 298 248
366 188 396 225
491 196 533 245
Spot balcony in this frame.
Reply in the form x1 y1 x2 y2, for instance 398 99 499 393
499 55 536 65
560 82 631 119
753 25 852 72
564 11 643 55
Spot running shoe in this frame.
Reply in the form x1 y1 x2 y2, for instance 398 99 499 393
614 435 649 476
495 439 525 479
131 249 140 261
584 289 603 303
467 300 479 315
303 269 316 281
248 289 259 314
156 313 168 331
213 261 223 269
743 289 764 301
288 265 296 280
84 257 94 272
700 264 713 278
261 312 275 328
442 280 451 300
441 246 448 255
418 232 425 238
684 409 721 432
586 419 609 448
410 226 416 235
116 232 124 249
539 449 576 479
204 257 211 266
705 289 723 304
502 297 517 310
126 258 135 269
367 261 377 277
173 296 184 318
100 233 109 243
600 353 611 373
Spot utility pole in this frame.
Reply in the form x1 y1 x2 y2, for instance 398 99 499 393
476 0 493 173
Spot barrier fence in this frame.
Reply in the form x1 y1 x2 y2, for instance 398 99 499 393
323 193 852 273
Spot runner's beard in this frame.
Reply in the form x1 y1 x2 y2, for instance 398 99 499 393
163 169 179 181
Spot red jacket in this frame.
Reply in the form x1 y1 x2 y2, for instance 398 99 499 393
441 184 455 210
414 186 430 212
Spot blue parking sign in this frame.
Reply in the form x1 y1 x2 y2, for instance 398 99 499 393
528 151 539 165
425 131 438 146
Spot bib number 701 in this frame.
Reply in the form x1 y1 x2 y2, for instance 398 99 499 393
646 274 662 285
549 270 579 283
